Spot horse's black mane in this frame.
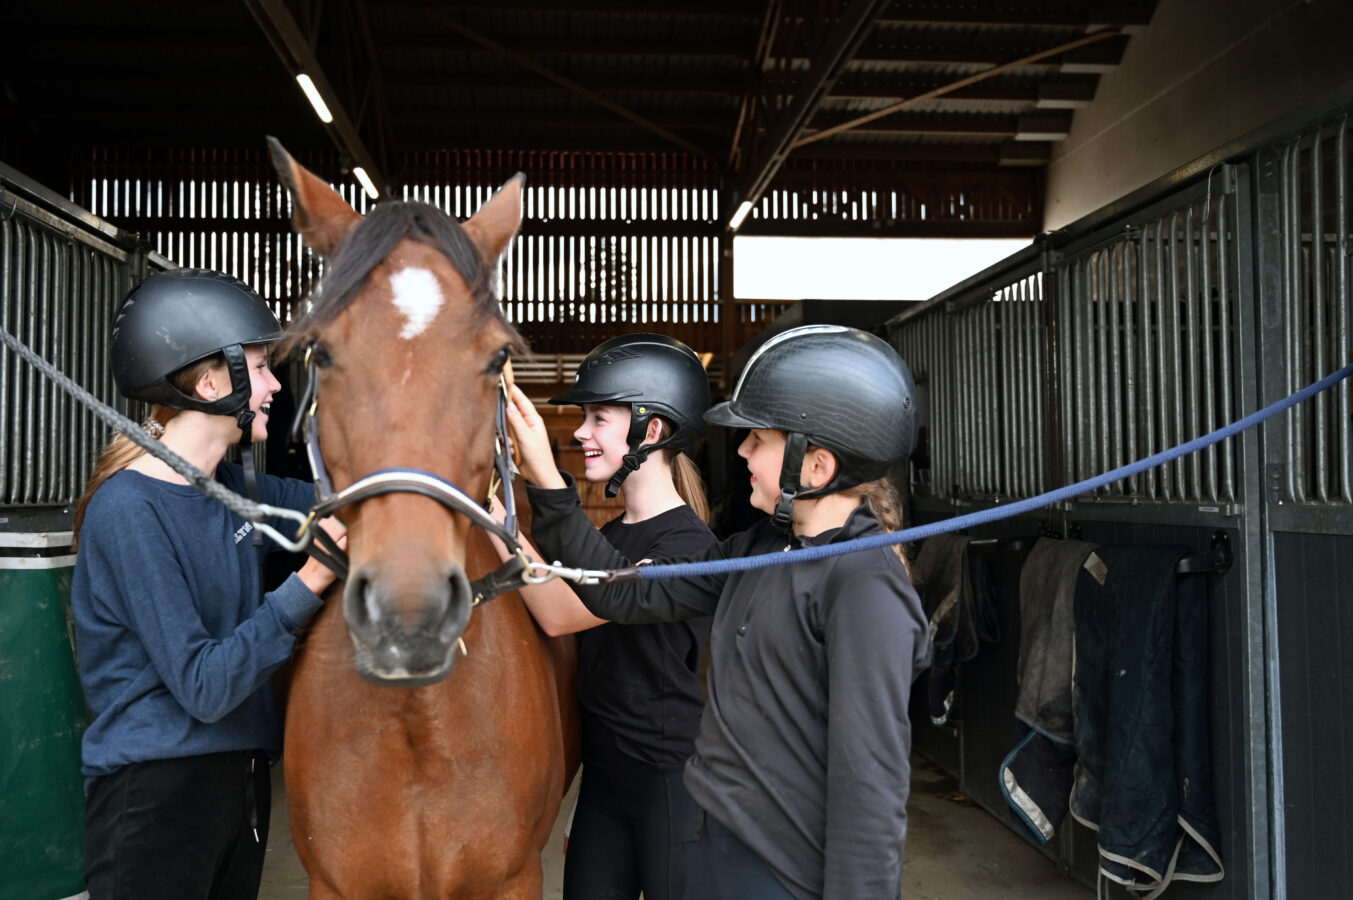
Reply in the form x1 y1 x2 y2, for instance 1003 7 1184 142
282 200 517 351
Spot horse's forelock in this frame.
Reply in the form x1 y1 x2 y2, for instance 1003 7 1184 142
281 201 512 353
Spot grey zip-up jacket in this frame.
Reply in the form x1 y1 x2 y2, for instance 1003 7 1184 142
529 476 931 900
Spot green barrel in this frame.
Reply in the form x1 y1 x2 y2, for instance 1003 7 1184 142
0 533 89 900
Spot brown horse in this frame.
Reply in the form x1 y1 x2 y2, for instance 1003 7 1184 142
268 140 578 899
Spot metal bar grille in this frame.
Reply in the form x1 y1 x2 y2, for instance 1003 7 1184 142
890 269 1045 502
891 173 1245 508
0 200 141 508
1271 116 1353 505
1054 185 1243 504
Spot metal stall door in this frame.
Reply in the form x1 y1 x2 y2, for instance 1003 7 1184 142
892 259 1051 787
1248 114 1353 900
1047 165 1267 900
1 163 158 900
890 157 1272 898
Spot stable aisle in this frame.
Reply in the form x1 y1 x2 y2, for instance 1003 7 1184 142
258 756 1086 899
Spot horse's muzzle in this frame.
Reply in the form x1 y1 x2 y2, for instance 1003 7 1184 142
342 562 472 685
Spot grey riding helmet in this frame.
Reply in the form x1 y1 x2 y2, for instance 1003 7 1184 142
111 269 283 426
551 332 711 496
705 324 916 524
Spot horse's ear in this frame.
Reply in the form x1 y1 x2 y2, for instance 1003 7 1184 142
267 136 362 258
463 173 524 263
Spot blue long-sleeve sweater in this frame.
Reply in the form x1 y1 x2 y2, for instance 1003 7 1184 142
72 463 324 789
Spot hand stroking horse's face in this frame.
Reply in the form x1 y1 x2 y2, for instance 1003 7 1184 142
270 138 527 685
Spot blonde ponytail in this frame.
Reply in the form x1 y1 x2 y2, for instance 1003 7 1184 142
655 418 709 524
72 355 223 549
671 454 709 524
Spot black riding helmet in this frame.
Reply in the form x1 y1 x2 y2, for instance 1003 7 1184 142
112 268 283 431
705 324 917 527
551 333 711 497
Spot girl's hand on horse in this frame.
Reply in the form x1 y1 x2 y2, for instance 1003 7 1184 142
505 384 567 490
297 516 347 596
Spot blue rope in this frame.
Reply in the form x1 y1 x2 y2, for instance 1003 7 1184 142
638 362 1353 581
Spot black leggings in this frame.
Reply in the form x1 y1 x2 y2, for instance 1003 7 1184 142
563 763 701 900
84 750 270 900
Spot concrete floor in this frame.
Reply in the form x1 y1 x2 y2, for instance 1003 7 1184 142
258 756 1088 899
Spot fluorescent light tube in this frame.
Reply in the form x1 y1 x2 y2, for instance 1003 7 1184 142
352 166 379 200
296 74 334 124
728 200 754 231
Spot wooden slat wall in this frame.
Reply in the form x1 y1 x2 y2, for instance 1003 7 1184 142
71 147 786 370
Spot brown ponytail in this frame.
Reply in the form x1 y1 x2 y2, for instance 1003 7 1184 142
847 476 911 577
72 355 223 549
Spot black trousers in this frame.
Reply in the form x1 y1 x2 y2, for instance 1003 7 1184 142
563 763 702 900
84 750 271 900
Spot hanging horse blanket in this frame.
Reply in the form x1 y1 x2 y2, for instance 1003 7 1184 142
911 533 999 725
1000 536 1099 843
1070 545 1224 897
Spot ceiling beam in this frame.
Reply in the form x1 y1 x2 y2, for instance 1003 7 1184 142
337 0 399 173
386 109 733 131
793 28 1119 149
727 0 783 169
51 25 1121 68
28 69 1099 107
241 0 391 198
725 0 893 231
382 72 753 97
876 0 1155 28
390 0 1151 29
388 0 766 15
411 8 710 158
374 32 754 60
301 29 1120 66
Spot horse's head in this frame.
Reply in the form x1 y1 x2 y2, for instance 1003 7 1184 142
270 139 526 686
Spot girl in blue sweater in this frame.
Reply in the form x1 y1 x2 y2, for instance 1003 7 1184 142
71 269 344 900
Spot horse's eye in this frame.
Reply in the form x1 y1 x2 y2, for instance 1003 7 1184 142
487 347 511 375
308 342 334 369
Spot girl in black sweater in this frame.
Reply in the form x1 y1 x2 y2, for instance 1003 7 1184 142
494 334 715 900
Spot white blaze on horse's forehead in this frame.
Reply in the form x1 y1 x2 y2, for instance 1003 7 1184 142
389 267 444 339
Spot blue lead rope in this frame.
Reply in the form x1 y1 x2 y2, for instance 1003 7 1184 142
636 362 1353 581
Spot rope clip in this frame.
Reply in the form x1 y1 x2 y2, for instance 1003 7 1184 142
523 559 619 586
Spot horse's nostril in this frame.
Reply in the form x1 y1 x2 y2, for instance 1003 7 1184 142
438 569 473 643
343 572 380 637
363 580 384 627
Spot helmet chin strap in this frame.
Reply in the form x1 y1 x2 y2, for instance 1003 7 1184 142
605 447 647 498
235 415 265 544
605 408 679 498
178 343 267 542
773 433 808 529
774 434 861 530
170 344 254 417
605 437 684 498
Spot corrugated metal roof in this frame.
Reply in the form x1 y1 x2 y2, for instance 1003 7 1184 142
0 0 1156 235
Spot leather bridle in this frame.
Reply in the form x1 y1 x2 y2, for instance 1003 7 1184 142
289 342 538 606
